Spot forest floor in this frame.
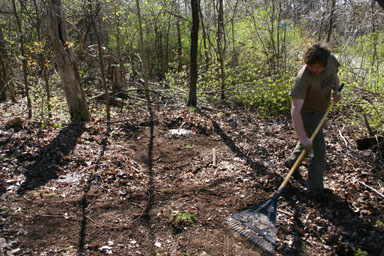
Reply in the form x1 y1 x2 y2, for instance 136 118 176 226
0 92 384 256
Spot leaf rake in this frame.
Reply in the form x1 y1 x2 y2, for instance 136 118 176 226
224 84 344 254
224 194 279 253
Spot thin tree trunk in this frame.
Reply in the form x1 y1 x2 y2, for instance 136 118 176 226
282 15 287 71
269 0 277 72
155 22 164 80
371 0 378 71
89 0 111 121
47 0 90 122
318 0 328 41
276 0 282 71
114 3 127 89
0 24 16 102
136 0 149 94
230 0 239 67
12 0 32 118
217 0 225 101
188 0 199 107
198 4 209 66
326 0 336 43
165 21 171 75
176 7 183 73
33 0 51 121
0 55 6 101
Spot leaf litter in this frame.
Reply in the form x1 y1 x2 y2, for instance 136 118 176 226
0 98 383 255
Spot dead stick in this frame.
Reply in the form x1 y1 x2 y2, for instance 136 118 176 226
375 135 382 159
360 181 384 199
86 215 105 229
277 209 293 216
338 130 350 147
213 147 217 167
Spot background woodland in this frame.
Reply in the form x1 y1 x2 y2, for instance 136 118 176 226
0 0 383 132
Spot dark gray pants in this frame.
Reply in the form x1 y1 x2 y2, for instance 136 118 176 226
287 111 326 195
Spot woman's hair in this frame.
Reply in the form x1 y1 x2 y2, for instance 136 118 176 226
303 43 331 66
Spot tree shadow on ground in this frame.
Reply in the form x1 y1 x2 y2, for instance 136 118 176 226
119 93 156 252
282 186 384 255
17 123 85 194
78 122 110 256
316 192 384 255
142 93 155 219
126 93 157 253
197 108 267 174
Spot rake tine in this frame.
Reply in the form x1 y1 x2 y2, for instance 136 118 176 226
223 195 279 254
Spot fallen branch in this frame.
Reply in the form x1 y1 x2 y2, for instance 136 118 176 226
339 130 353 147
360 181 384 199
86 215 105 229
277 208 293 216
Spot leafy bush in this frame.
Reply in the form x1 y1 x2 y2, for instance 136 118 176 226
337 32 384 132
228 74 293 117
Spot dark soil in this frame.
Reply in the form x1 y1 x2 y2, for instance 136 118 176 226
1 95 384 256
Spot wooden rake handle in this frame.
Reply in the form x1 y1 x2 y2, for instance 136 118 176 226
279 83 344 190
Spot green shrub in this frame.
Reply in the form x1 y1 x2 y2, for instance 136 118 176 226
169 207 197 227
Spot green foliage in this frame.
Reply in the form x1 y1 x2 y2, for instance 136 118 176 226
354 248 368 256
337 31 384 132
229 75 292 116
154 250 164 256
376 219 383 229
52 122 63 129
185 144 193 150
196 49 293 116
169 207 197 227
0 207 23 216
165 47 295 117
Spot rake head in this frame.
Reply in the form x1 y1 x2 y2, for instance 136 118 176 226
223 196 278 254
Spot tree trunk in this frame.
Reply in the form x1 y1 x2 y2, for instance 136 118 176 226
268 0 277 72
276 0 282 71
217 0 226 101
0 24 16 102
0 58 5 101
155 23 164 80
318 0 328 41
198 4 209 66
326 0 336 43
12 0 32 117
33 0 51 121
188 0 199 107
371 0 378 71
176 6 183 73
47 0 90 122
165 21 171 76
113 3 127 89
230 0 239 67
89 0 111 121
136 0 149 94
